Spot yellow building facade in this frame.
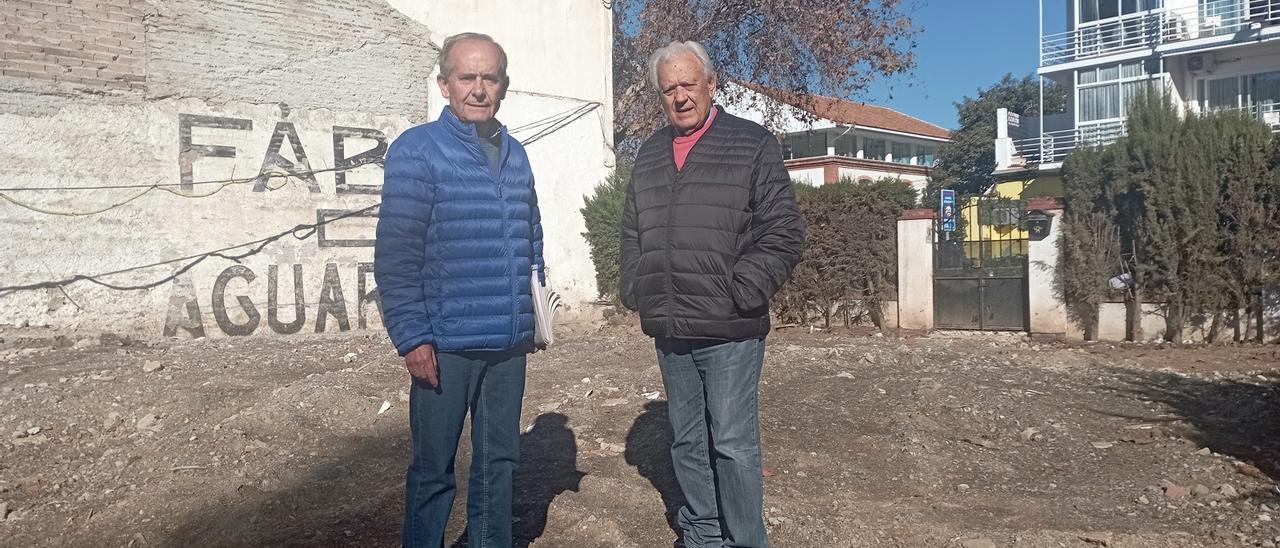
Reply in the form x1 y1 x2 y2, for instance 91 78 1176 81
956 175 1064 261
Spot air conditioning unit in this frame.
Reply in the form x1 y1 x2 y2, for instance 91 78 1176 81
1187 54 1215 72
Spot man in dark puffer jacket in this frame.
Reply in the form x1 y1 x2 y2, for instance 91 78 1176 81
375 32 542 548
619 40 805 548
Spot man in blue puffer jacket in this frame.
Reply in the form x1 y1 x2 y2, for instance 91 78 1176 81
374 32 543 548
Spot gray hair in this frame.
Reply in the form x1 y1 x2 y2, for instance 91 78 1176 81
648 40 716 90
438 32 509 81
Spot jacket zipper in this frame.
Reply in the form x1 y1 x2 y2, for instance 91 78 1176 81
493 137 517 348
665 169 680 338
468 124 518 349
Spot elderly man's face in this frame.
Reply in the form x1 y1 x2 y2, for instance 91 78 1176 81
438 39 507 124
656 52 716 135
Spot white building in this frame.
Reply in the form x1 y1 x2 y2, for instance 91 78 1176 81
0 0 613 339
997 0 1280 172
733 83 951 196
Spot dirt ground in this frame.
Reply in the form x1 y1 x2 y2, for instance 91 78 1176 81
2 319 1280 548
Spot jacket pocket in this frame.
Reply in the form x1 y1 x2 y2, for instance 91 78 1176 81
730 233 766 316
730 273 766 317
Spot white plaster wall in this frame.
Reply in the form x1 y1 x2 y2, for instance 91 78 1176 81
896 217 934 330
387 0 613 112
883 300 900 329
1028 210 1068 336
0 0 614 339
784 165 927 193
788 167 824 186
1097 303 1146 342
0 99 407 336
1069 294 1275 343
394 0 616 311
836 167 927 195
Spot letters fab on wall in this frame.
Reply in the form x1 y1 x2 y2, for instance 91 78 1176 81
166 114 389 338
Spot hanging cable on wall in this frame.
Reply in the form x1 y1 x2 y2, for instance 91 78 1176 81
0 113 602 297
0 160 385 217
0 203 379 297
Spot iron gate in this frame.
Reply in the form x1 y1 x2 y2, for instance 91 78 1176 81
933 197 1029 331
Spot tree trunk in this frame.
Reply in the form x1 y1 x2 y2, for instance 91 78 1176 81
1126 289 1144 342
1250 293 1266 343
1233 303 1243 343
1164 298 1184 343
865 286 884 330
1236 294 1253 343
1207 309 1223 345
1083 302 1099 341
868 299 884 330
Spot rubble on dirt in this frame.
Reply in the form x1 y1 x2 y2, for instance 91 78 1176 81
0 324 1277 546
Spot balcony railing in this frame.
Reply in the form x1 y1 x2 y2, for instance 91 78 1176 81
1162 0 1280 42
1007 104 1280 168
1011 121 1128 166
1211 101 1280 129
1041 0 1280 67
1042 12 1163 66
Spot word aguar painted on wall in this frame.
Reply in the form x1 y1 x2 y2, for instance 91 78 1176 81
164 263 382 338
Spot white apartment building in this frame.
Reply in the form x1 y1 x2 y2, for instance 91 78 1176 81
997 0 1280 172
732 83 951 195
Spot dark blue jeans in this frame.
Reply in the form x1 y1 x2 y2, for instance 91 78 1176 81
403 349 527 548
656 337 768 548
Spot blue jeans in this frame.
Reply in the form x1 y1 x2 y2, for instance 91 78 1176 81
403 349 527 548
656 337 768 548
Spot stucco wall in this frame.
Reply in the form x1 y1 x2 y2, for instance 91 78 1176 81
836 167 927 194
896 214 934 330
0 0 614 339
788 167 824 186
1028 209 1068 336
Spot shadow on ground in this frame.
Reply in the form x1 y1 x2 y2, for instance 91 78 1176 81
162 412 584 548
625 400 687 541
1116 368 1280 481
451 413 586 547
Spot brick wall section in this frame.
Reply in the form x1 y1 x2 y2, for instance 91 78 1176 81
144 0 438 117
0 0 145 90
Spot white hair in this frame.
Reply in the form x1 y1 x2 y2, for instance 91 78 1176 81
438 32 508 81
648 40 716 91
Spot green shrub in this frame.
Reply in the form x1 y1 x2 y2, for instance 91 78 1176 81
579 169 630 301
774 176 917 329
1060 90 1280 342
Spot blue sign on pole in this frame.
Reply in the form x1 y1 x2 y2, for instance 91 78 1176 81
940 189 957 233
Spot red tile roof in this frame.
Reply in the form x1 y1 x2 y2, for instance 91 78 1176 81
738 82 953 140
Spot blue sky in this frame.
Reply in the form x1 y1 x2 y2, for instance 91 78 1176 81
863 0 1068 129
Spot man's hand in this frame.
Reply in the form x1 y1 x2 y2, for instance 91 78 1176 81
405 344 439 387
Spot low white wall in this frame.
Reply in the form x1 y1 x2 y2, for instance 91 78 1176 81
1093 301 1277 343
788 167 825 186
836 167 927 195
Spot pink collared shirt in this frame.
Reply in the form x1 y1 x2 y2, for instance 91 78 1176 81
673 106 718 171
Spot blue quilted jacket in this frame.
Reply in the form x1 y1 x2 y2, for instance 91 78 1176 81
374 107 544 355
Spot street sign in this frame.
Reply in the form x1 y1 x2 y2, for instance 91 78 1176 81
940 189 957 233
